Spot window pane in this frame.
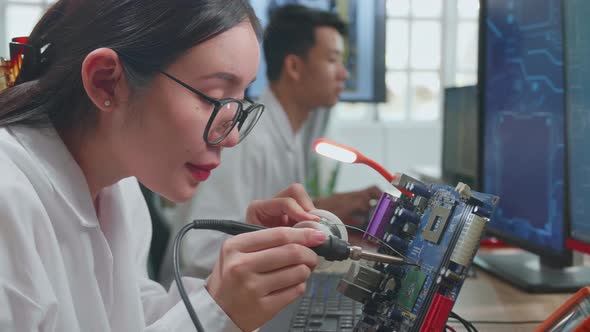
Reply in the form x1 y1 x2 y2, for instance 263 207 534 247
410 72 440 120
6 5 43 41
411 0 442 18
332 102 373 122
458 0 480 19
456 22 478 72
387 0 410 17
455 72 478 86
386 19 409 70
410 21 441 69
378 71 407 121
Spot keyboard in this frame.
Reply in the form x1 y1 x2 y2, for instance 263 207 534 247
287 273 362 332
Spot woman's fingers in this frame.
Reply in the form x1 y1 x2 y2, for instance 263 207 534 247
258 263 312 297
207 227 325 332
247 197 319 227
258 264 312 297
274 183 317 212
239 243 319 273
260 281 308 313
223 227 326 253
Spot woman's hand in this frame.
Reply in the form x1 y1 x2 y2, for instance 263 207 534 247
246 183 320 227
206 227 327 331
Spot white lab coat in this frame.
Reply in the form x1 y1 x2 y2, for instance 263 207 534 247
0 125 240 332
159 88 330 286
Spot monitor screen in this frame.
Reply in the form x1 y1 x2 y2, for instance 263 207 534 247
248 0 386 102
442 86 478 189
565 0 590 246
481 0 566 255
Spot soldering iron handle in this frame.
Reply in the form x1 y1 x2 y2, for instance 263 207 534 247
191 219 350 261
311 236 350 261
192 219 266 235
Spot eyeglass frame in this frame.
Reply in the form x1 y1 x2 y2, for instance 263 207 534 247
157 70 265 146
115 51 264 146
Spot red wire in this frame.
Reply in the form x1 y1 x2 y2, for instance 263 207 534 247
359 156 394 182
358 156 413 197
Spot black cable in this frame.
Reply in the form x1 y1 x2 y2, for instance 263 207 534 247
173 222 205 332
449 311 544 327
449 311 477 332
174 219 265 331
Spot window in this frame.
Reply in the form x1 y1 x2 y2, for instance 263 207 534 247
1 0 480 124
0 0 55 58
333 0 480 123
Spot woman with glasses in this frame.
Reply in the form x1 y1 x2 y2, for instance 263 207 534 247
0 1 328 331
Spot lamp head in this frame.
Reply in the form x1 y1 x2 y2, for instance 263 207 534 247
313 139 359 163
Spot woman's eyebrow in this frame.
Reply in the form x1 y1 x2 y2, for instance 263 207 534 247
200 72 257 85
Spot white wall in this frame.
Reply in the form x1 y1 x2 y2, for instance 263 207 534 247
322 120 442 195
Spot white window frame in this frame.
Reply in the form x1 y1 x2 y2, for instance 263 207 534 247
333 0 479 124
383 2 445 122
443 0 479 87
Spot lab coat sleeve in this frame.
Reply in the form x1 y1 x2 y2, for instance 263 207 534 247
125 179 242 332
0 162 59 332
140 277 243 332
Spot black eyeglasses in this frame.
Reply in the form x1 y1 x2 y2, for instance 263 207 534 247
117 51 264 145
158 70 265 145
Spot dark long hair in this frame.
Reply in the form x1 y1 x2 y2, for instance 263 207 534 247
0 0 261 131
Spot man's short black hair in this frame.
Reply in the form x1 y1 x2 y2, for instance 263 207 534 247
263 4 347 82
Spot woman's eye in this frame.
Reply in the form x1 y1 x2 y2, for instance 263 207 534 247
222 120 234 130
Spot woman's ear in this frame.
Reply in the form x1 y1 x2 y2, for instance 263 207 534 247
81 48 129 112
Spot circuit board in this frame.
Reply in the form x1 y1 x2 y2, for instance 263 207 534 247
337 173 499 332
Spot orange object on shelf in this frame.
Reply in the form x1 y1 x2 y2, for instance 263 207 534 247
1 37 29 91
535 286 590 332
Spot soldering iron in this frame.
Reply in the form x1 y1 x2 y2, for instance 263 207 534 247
173 218 409 332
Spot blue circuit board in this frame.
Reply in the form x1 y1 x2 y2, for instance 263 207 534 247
339 174 499 332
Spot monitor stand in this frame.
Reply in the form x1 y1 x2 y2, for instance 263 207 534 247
474 251 590 293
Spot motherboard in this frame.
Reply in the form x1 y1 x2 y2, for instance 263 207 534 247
337 173 499 332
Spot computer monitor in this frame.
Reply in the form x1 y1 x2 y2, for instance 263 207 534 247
564 0 590 256
475 0 590 293
441 86 479 190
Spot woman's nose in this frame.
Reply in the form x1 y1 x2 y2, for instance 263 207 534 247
221 125 240 148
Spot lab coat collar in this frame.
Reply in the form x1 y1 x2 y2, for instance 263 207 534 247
259 88 299 152
11 125 99 228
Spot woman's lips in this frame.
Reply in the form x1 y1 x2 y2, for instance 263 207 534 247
186 163 217 181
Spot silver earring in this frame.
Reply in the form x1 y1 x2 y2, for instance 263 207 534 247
104 100 112 107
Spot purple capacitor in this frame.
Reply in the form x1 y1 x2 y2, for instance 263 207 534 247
365 193 398 239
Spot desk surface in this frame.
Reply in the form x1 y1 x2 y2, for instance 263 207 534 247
450 268 573 331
